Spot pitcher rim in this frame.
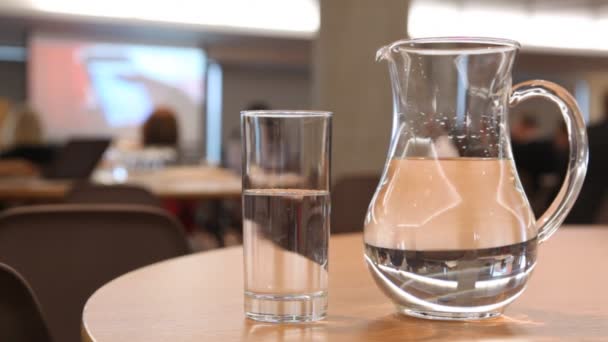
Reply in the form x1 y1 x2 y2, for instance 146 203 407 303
380 37 521 56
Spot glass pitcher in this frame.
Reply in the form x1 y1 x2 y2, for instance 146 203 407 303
364 37 588 320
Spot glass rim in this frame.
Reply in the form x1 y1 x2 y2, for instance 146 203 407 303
384 37 521 55
241 110 332 118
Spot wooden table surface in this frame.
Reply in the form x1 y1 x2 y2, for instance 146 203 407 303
0 166 241 201
115 166 241 200
82 227 608 341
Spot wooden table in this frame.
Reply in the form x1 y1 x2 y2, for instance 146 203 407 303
82 227 608 341
109 166 241 200
0 177 70 201
0 166 241 201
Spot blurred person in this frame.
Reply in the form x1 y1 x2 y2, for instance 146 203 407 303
224 128 242 173
223 101 270 174
137 106 180 169
511 114 541 143
1 104 43 148
562 95 608 223
539 122 569 216
243 101 271 112
141 107 197 242
217 102 271 247
510 114 557 215
0 104 49 177
142 107 179 148
552 122 569 175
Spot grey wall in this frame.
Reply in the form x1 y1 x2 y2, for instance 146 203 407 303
0 61 26 102
221 65 311 141
313 0 409 180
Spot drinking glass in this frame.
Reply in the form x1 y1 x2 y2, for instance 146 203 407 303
241 110 332 323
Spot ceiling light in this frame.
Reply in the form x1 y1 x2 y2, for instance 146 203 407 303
29 0 320 38
408 0 608 55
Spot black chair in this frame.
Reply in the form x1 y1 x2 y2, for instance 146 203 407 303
0 204 190 342
331 174 380 234
0 263 52 342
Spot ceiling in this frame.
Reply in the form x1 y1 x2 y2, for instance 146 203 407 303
0 0 319 39
2 0 608 64
0 10 312 68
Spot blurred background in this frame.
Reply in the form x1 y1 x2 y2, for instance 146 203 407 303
0 0 606 245
3 2 608 341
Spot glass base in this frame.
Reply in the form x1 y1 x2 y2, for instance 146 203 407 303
397 306 503 321
244 291 327 323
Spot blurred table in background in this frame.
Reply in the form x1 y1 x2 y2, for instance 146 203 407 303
0 177 69 201
82 227 608 341
0 166 241 201
100 166 241 200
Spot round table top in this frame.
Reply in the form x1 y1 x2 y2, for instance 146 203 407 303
82 227 608 341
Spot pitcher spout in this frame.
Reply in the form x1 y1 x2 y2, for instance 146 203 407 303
375 45 390 62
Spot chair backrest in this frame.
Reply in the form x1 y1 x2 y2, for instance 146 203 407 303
331 174 380 234
0 204 190 342
0 263 52 342
65 183 162 207
594 194 608 224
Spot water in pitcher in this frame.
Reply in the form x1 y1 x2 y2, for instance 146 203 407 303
243 188 329 321
364 158 538 319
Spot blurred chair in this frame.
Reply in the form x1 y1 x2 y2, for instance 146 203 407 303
65 183 161 207
331 174 380 234
0 204 190 342
595 195 608 224
0 263 52 342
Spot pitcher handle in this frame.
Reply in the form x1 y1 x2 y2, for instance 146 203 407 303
510 80 588 243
